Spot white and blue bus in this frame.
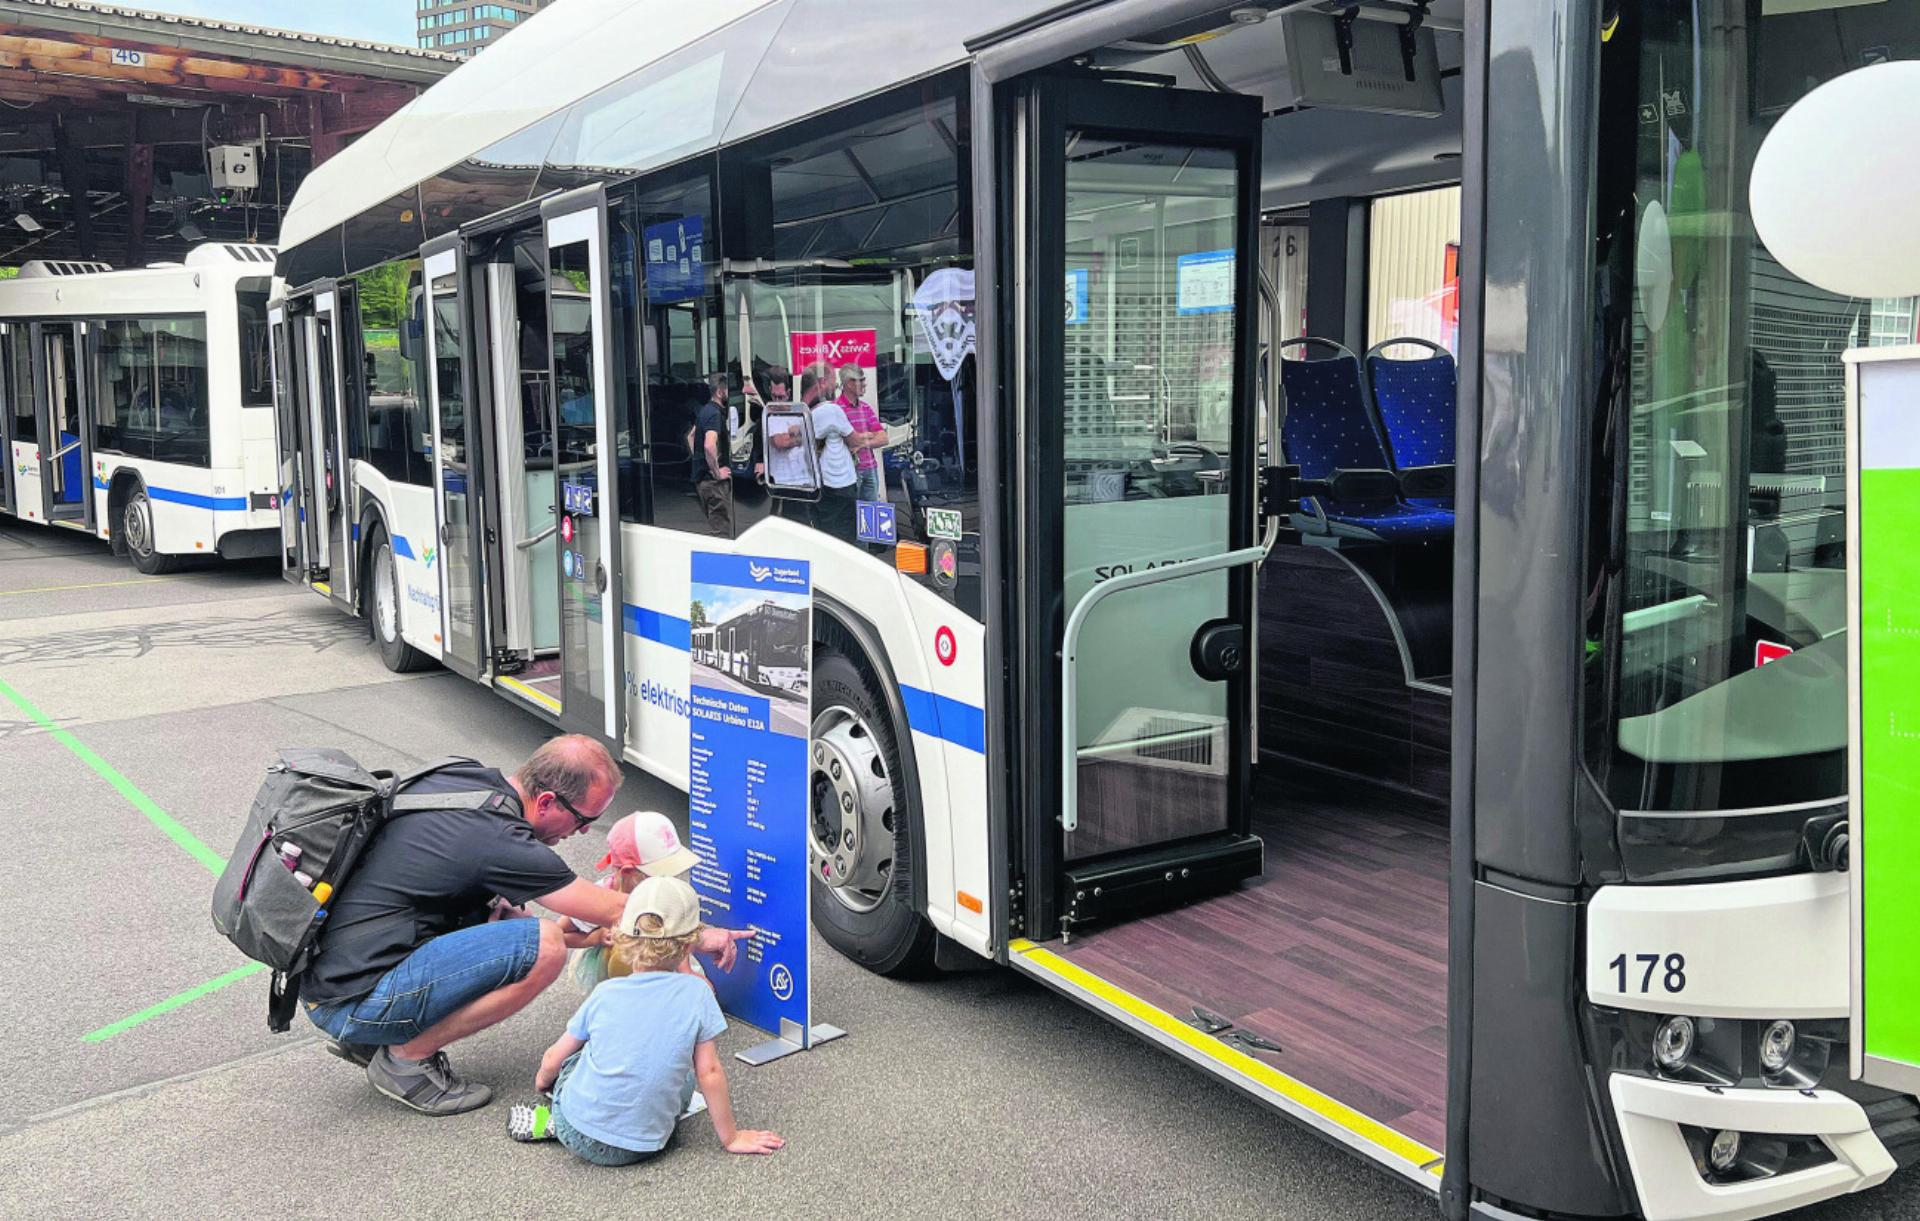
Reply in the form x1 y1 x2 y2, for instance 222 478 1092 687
0 243 283 572
269 2 1920 1217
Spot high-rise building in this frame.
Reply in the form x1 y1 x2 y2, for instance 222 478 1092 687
415 0 554 59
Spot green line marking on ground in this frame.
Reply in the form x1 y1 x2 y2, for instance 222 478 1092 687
81 962 267 1043
0 673 225 873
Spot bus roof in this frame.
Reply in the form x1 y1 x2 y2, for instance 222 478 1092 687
278 0 1054 275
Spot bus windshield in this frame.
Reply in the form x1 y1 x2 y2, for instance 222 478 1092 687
1596 0 1920 823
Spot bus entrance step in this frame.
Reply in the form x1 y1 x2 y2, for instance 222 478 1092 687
1062 831 1263 929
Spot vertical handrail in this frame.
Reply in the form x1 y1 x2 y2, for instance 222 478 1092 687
1060 544 1269 832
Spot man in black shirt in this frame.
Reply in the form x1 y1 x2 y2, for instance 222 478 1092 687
303 734 748 1116
691 371 734 537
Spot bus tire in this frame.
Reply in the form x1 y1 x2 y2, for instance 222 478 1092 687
121 484 179 576
367 523 433 674
808 646 936 977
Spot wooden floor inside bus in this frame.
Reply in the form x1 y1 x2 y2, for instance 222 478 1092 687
1051 771 1449 1152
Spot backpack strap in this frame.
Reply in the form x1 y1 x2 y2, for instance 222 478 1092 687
396 755 482 788
391 789 503 813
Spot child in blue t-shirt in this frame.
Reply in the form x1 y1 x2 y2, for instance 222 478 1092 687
507 876 784 1162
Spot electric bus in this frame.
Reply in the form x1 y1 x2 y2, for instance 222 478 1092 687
267 2 1920 1216
0 244 282 572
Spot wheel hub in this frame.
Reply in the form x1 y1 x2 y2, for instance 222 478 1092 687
808 704 895 914
373 543 398 642
123 496 151 556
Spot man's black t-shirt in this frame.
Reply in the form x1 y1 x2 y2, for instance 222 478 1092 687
302 764 577 1006
691 399 729 483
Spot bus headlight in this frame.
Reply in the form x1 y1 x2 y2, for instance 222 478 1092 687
1654 1015 1696 1071
1760 1020 1796 1075
1708 1129 1742 1173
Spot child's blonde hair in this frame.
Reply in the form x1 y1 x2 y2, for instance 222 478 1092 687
611 912 699 973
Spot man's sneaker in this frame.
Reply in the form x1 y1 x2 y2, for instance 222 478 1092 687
365 1048 494 1116
680 1090 708 1120
323 1039 376 1068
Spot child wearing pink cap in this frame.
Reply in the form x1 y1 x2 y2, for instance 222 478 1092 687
565 811 706 992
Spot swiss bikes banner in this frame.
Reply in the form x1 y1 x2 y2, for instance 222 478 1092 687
686 552 814 1043
789 328 876 386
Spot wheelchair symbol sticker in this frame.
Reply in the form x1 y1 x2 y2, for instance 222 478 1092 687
769 963 794 1001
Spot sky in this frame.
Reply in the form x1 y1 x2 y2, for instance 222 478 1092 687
120 1 417 47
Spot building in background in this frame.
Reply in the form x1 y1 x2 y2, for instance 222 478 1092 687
415 0 553 58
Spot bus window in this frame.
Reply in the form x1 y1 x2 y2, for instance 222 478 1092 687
7 325 30 444
716 80 978 601
236 284 273 407
1592 0 1920 876
1367 186 1461 357
97 317 210 466
355 257 432 487
619 164 722 534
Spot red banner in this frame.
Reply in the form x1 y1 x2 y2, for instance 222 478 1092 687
789 328 877 378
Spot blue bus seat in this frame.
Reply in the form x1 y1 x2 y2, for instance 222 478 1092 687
1365 337 1456 509
1278 338 1451 546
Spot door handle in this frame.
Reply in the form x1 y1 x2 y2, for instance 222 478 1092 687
595 560 607 594
1190 619 1246 682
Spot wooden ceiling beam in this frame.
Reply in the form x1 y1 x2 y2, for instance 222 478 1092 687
0 33 341 92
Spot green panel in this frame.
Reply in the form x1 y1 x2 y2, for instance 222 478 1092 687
1860 465 1920 1066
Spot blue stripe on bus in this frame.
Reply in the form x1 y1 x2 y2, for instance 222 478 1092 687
89 474 244 511
899 684 987 754
623 603 692 651
618 600 984 752
351 523 360 542
390 533 415 560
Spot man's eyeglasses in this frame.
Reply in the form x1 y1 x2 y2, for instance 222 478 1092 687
553 791 599 833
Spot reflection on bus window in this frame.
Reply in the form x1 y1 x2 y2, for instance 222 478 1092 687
1064 140 1236 506
1593 1 1920 835
355 257 433 488
95 317 211 466
1367 186 1461 357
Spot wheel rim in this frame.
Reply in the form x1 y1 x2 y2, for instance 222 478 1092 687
808 703 896 914
123 493 152 558
373 542 399 643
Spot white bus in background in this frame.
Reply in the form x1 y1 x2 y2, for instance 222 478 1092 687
0 243 283 573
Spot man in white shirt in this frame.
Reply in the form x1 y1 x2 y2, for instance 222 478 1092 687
804 363 862 544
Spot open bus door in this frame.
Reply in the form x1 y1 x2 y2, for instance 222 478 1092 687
541 185 625 747
267 300 314 581
0 322 15 517
293 284 356 609
1010 75 1267 938
421 237 488 682
31 320 96 532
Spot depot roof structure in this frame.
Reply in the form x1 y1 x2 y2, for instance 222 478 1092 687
0 0 458 265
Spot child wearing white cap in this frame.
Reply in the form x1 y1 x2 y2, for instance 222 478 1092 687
508 876 784 1161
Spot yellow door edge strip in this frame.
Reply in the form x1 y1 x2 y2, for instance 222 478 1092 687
497 675 562 714
1010 939 1445 1175
310 581 332 595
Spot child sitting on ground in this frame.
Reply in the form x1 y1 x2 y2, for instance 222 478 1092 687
565 811 707 991
508 876 783 1163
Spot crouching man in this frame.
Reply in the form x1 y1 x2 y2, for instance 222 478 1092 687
302 734 748 1116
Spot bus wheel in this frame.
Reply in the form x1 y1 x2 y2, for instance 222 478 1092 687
808 647 936 976
122 486 179 575
368 524 432 673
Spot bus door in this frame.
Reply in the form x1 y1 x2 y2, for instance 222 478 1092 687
267 300 311 580
32 320 95 531
0 322 14 517
306 286 355 610
1013 77 1268 937
421 238 487 682
540 186 624 745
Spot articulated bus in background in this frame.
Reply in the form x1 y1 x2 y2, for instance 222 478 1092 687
0 244 282 573
268 1 1920 1216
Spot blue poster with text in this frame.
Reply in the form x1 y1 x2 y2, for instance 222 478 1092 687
687 552 813 1041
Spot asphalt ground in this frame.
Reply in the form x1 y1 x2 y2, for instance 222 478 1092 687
0 516 1913 1221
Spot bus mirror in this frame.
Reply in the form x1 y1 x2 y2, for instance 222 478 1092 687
763 406 821 498
1751 61 1920 299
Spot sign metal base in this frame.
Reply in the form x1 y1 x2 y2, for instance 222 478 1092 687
736 1019 847 1066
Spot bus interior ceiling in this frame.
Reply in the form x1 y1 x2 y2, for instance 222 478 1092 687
1052 5 1464 1156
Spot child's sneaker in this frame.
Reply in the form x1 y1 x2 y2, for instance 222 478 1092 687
679 1090 708 1120
506 1101 556 1142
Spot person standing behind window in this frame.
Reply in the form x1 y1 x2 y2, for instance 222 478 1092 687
836 365 885 503
690 372 733 538
806 364 860 544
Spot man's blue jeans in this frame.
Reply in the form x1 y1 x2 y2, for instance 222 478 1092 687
306 918 543 1046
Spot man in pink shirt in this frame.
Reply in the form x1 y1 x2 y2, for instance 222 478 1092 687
836 364 885 503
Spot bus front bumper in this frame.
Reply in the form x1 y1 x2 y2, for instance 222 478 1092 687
1609 1073 1898 1220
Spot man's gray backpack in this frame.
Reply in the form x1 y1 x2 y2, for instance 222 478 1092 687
211 748 504 1032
